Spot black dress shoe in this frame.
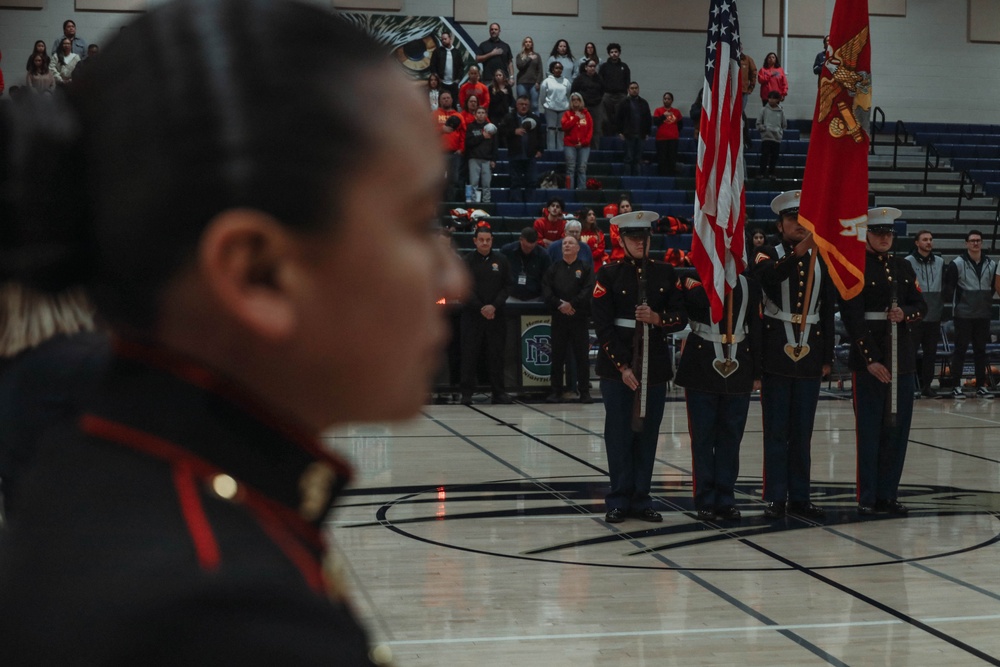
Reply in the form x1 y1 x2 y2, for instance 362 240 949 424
696 508 716 521
578 391 593 404
545 393 561 404
763 501 786 519
715 506 742 520
459 394 473 406
788 501 826 519
857 504 877 516
491 393 513 404
633 508 663 522
605 508 627 523
886 500 909 515
873 499 889 513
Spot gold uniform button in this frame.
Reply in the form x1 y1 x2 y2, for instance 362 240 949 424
211 474 239 500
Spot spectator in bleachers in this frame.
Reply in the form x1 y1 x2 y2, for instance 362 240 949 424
905 230 947 397
465 107 497 203
50 38 80 87
756 91 786 179
653 91 682 176
25 41 49 72
616 81 652 177
547 39 577 82
690 88 703 142
749 227 767 249
812 36 830 85
515 36 542 112
460 93 484 127
547 218 594 269
500 95 543 203
599 43 630 137
757 52 787 105
25 54 54 95
561 92 593 189
944 229 996 399
543 235 594 404
459 65 489 113
52 19 87 59
578 42 600 72
72 44 99 80
533 197 567 247
476 22 513 84
429 28 461 101
426 72 442 110
487 68 513 130
501 227 550 302
739 50 757 111
540 61 570 151
579 207 607 270
608 195 633 263
433 91 465 202
571 59 605 144
461 224 512 404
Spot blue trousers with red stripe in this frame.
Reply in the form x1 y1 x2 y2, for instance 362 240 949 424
852 371 915 506
685 389 750 510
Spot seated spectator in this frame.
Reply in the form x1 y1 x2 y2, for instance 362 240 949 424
561 92 593 189
533 197 566 247
465 107 497 203
500 95 543 203
749 227 767 249
459 65 490 113
542 235 594 403
50 38 81 86
653 91 682 176
547 218 594 268
547 39 577 82
539 61 570 150
500 227 550 301
25 54 55 94
579 207 607 270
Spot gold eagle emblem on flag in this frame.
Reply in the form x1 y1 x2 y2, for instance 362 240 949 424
817 27 872 141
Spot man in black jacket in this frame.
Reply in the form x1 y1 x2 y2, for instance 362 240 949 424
572 59 605 143
598 43 630 137
429 29 463 102
500 227 550 302
500 96 543 202
461 224 512 404
616 82 652 176
542 235 594 403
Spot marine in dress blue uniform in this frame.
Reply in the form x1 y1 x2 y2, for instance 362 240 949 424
675 271 762 521
750 191 834 520
840 208 926 515
591 211 687 523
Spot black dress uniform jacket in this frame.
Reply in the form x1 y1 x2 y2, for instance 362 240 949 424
751 242 835 377
840 251 927 373
674 274 763 394
0 340 375 665
592 258 687 384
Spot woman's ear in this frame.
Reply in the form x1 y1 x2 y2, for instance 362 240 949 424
197 209 303 341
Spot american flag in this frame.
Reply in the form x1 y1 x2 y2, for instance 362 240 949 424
688 0 747 323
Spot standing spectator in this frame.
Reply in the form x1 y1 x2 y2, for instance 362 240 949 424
756 91 786 179
813 36 830 83
514 36 542 112
25 53 55 95
616 81 652 176
460 93 484 127
739 51 757 111
426 72 442 110
458 65 490 114
487 68 513 129
429 28 462 101
50 38 80 86
652 91 682 176
608 195 633 263
72 44 99 80
476 22 513 84
757 52 788 105
578 42 601 73
749 227 767 249
533 197 566 247
598 43 630 137
543 235 594 403
841 209 926 515
906 230 947 397
539 61 570 151
52 19 87 59
561 92 593 189
25 40 48 72
571 59 605 145
945 229 996 398
579 207 607 271
460 225 512 405
500 95 543 203
690 88 703 142
500 227 550 302
432 91 465 202
465 107 497 203
547 39 577 82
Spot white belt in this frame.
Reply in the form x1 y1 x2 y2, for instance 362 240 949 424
614 318 636 329
689 322 746 344
764 310 819 325
864 311 889 320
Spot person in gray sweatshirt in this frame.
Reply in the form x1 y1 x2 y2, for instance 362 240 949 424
756 91 786 179
906 230 948 397
944 229 997 398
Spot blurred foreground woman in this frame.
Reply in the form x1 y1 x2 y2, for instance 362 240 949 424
0 0 466 664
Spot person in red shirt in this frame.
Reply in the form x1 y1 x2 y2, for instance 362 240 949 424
561 92 593 189
432 91 465 201
458 65 490 114
579 207 606 271
652 91 682 176
460 93 488 128
608 195 633 262
533 197 566 247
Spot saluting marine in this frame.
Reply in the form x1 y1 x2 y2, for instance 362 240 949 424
675 270 762 522
750 191 834 520
840 208 926 515
592 211 687 524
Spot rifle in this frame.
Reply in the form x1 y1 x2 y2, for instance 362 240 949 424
887 270 899 426
631 238 650 432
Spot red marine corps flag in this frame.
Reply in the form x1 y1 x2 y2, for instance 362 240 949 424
689 0 747 323
798 0 873 299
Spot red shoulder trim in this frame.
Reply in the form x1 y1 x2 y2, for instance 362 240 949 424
754 251 770 265
593 281 607 298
